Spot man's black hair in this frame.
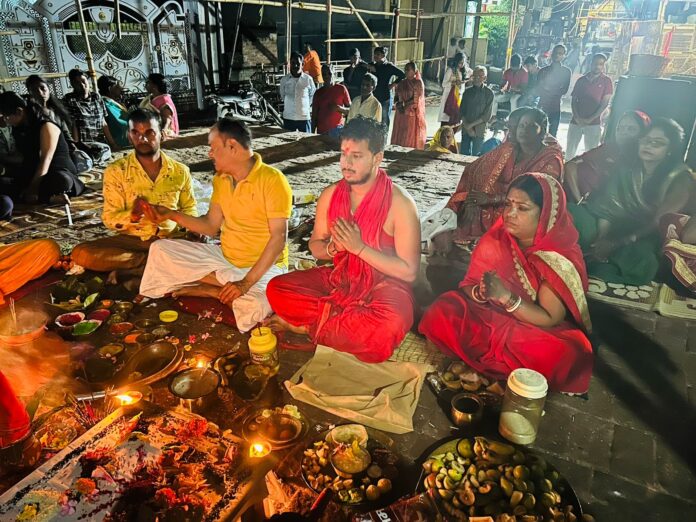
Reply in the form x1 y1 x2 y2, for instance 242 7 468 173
373 46 388 56
524 55 538 65
340 116 387 155
349 48 360 57
68 68 87 82
0 91 26 115
363 73 378 87
214 117 252 149
510 54 522 68
290 51 304 62
128 107 160 128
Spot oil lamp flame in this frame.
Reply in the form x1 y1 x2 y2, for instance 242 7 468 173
249 441 271 458
114 391 142 406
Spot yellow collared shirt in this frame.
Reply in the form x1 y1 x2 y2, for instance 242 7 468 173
211 153 292 268
102 151 198 240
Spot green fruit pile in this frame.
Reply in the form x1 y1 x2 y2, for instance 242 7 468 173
421 437 580 521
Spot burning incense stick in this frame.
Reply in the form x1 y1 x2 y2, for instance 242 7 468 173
9 297 16 333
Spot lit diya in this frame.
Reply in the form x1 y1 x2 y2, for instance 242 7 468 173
248 440 271 458
114 391 143 408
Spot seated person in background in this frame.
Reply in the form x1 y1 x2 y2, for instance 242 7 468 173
459 66 494 156
0 92 85 205
71 109 197 285
0 239 61 305
446 107 562 243
303 42 324 86
342 48 368 100
265 117 420 363
25 74 92 174
491 54 528 118
662 212 696 295
570 118 694 286
346 73 381 124
139 119 292 333
63 69 117 164
420 174 593 394
97 75 130 149
427 125 458 153
140 73 179 140
312 64 350 138
564 110 651 203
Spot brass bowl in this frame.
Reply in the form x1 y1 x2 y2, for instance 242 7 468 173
112 341 182 388
112 302 134 315
450 392 484 427
169 367 221 413
134 318 158 330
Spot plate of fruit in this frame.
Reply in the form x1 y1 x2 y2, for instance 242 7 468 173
419 436 583 521
301 424 403 507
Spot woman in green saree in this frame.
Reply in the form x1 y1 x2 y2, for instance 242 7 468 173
570 118 694 285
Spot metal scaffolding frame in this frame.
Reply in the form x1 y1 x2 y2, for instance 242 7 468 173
206 0 516 71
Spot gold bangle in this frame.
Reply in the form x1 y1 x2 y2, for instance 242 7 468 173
505 294 522 313
471 284 486 303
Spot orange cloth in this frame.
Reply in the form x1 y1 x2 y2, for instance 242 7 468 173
0 239 60 305
391 77 427 149
303 50 324 84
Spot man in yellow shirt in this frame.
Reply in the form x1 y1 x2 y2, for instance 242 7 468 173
139 118 292 332
71 109 197 283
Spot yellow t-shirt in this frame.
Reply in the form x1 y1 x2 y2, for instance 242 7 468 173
102 151 198 240
211 153 292 268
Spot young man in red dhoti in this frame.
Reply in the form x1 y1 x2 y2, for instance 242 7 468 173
266 116 421 363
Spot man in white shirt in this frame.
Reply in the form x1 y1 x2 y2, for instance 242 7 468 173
446 37 459 60
279 52 316 133
346 73 382 123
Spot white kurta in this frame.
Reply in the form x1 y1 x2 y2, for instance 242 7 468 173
139 240 286 333
438 68 463 123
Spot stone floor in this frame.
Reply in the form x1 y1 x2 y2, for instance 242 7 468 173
4 114 695 520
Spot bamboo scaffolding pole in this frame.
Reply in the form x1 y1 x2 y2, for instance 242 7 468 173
327 0 332 63
326 37 417 43
115 0 122 38
74 0 98 90
345 0 380 46
0 72 68 84
205 0 417 18
421 11 511 19
393 5 401 60
285 0 291 63
504 0 518 69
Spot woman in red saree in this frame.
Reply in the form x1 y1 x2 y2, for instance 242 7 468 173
445 107 563 242
564 110 651 203
420 173 593 393
390 62 427 149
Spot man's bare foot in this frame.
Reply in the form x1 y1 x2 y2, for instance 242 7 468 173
263 314 308 335
172 283 220 299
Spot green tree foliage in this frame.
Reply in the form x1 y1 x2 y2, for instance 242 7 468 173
479 0 522 66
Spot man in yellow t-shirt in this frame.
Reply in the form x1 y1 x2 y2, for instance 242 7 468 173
139 118 292 332
71 108 197 282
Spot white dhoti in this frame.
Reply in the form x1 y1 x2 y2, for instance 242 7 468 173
139 239 286 332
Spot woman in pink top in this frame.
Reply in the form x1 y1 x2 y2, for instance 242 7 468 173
140 73 179 139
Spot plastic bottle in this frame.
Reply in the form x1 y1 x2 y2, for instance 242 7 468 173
498 368 548 445
248 327 279 375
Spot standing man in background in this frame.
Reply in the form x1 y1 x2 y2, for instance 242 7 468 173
536 44 571 137
343 48 368 100
368 46 405 132
491 54 528 118
459 66 494 156
279 52 316 133
565 53 613 159
312 64 351 138
303 42 324 86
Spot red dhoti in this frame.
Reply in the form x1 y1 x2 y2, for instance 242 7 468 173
267 266 414 363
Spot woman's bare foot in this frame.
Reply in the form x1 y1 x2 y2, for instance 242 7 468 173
172 284 220 299
264 314 308 335
107 270 119 285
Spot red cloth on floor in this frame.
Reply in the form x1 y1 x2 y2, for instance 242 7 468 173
420 173 593 393
175 297 237 326
0 371 30 447
267 169 415 362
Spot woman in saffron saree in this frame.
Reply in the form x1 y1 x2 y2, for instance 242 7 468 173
445 107 563 242
420 173 593 393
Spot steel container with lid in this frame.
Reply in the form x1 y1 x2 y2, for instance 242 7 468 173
498 368 548 445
